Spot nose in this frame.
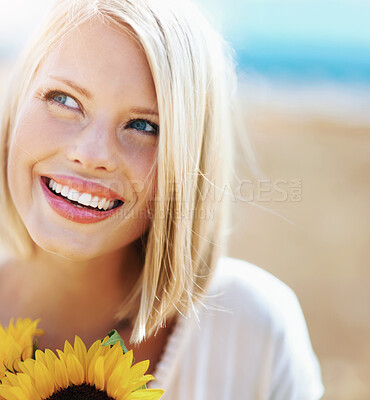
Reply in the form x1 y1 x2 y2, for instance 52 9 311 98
67 121 118 172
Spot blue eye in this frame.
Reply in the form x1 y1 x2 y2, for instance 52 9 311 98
52 93 79 109
127 119 158 135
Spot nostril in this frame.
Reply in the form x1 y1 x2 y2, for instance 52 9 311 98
67 143 117 172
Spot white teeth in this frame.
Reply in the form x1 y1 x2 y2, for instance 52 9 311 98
78 193 92 207
55 183 62 193
98 198 107 210
61 185 69 197
47 179 121 210
67 188 79 202
102 199 111 211
90 196 100 208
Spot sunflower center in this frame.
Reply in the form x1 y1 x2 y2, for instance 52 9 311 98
46 383 114 400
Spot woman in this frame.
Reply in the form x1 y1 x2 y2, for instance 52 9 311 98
0 0 324 398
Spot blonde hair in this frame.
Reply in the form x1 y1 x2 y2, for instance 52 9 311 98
0 0 237 342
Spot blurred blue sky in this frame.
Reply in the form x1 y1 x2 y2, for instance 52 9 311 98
197 0 370 82
0 0 369 82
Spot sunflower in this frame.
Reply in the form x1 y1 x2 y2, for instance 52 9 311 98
0 335 164 400
0 318 43 380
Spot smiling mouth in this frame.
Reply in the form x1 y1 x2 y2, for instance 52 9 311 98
41 176 124 212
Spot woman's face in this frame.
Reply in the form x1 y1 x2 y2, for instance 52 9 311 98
7 19 158 260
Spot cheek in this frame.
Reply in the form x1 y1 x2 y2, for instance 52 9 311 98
10 103 77 162
7 105 47 198
118 138 158 198
7 103 77 210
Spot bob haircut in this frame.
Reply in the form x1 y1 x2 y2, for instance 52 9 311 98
0 0 237 343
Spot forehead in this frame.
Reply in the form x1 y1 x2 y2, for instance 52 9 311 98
36 18 156 104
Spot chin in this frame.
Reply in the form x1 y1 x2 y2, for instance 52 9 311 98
29 228 110 262
41 241 105 262
48 246 101 262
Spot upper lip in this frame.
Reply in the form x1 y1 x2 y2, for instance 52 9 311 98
43 174 126 202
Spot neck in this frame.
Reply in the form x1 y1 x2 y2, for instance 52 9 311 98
32 244 136 288
13 244 142 350
1 243 175 377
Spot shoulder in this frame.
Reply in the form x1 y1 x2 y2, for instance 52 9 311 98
199 257 325 399
212 256 297 305
152 258 324 399
206 257 302 328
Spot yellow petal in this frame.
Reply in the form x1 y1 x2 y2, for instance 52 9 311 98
86 340 102 365
73 336 87 376
126 389 165 400
93 356 106 391
126 375 155 392
0 386 26 400
34 362 54 398
56 350 67 366
45 349 58 365
13 374 38 400
87 343 109 385
0 318 43 380
122 350 134 370
106 363 127 397
65 354 84 386
114 351 134 388
103 343 122 382
54 359 69 389
87 340 108 365
34 350 46 364
18 359 35 376
0 332 164 400
63 340 74 355
129 360 150 380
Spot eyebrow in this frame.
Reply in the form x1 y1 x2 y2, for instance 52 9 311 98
48 75 159 117
129 107 159 117
49 75 92 99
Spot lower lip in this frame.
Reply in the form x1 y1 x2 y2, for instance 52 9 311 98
40 177 122 223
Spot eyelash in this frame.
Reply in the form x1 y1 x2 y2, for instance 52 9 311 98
40 89 159 136
41 89 82 112
125 119 159 136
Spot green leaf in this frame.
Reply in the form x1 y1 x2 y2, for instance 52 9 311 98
101 330 130 354
102 330 147 390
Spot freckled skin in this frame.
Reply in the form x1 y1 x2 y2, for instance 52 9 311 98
8 19 159 260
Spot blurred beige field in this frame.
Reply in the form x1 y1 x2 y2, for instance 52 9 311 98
229 81 370 400
0 64 369 399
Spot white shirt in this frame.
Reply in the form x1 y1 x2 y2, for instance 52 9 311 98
150 257 324 399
